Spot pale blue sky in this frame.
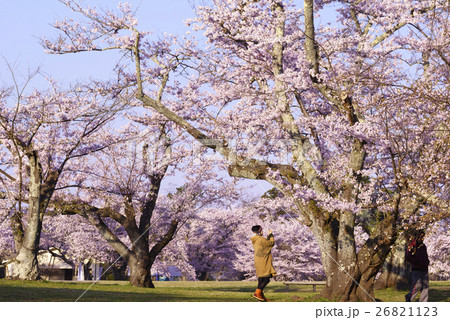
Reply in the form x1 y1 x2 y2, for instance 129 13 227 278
0 0 196 85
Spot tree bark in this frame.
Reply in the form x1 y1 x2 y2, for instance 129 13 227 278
307 200 399 302
11 154 60 280
375 233 409 290
11 152 42 280
10 213 24 253
128 255 153 288
126 219 178 288
353 206 399 301
304 0 320 76
310 215 362 301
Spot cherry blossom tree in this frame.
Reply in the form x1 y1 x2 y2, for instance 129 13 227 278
150 241 197 281
0 79 124 280
43 0 449 300
51 117 238 287
182 207 245 280
41 214 117 267
425 220 450 280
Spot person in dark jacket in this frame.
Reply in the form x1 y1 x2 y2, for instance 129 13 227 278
405 230 429 302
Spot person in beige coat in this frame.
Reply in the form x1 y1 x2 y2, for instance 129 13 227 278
251 225 276 301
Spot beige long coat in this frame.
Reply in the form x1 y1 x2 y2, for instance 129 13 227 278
251 234 276 278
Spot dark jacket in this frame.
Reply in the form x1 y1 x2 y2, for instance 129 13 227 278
406 243 429 272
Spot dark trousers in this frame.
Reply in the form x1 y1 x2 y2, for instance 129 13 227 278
257 276 271 290
406 270 429 302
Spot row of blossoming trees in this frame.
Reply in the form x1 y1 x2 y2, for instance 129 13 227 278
0 194 327 282
1 194 448 283
0 0 449 300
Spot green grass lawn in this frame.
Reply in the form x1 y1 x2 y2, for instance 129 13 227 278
0 279 448 302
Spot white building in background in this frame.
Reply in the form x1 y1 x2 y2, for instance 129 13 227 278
2 248 74 280
38 248 74 280
1 248 103 281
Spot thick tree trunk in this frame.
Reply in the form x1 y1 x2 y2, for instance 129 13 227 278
353 210 399 301
310 215 360 301
375 233 409 290
10 213 24 253
311 206 398 301
316 237 384 301
12 152 42 280
12 247 40 280
128 256 154 288
312 222 365 301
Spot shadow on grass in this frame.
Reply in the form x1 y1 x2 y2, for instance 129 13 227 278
0 285 251 302
270 286 326 293
2 280 448 302
0 284 233 302
200 286 252 293
429 287 450 302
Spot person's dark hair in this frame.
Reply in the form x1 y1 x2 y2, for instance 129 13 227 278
415 229 425 239
251 225 262 233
